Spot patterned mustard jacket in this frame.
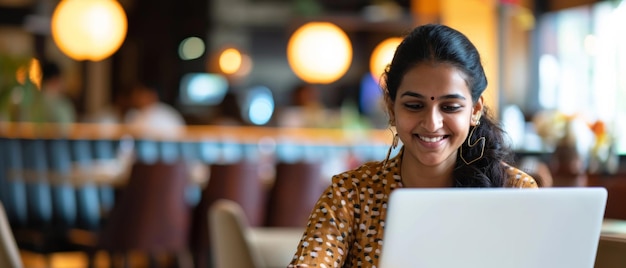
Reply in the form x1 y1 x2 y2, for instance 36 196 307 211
288 148 537 268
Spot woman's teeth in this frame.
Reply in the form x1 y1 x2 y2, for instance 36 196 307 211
418 135 444 143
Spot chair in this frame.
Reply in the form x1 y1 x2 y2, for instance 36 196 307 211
210 199 304 268
95 160 193 268
0 202 23 268
12 138 86 259
209 199 264 268
0 138 28 227
518 156 553 187
587 173 626 220
91 138 119 214
69 139 103 231
265 161 326 227
189 161 267 268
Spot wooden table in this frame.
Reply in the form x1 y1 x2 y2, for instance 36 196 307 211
596 219 626 268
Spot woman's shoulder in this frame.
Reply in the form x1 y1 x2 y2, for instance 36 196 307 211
331 159 400 189
333 160 383 180
502 162 538 188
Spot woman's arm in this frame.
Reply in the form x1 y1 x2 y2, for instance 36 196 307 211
503 163 539 188
289 176 355 267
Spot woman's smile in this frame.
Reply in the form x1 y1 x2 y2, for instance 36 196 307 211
416 134 447 143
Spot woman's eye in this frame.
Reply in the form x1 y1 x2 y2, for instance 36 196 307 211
442 105 462 112
404 103 423 110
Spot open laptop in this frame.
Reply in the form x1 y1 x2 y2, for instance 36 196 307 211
379 187 607 268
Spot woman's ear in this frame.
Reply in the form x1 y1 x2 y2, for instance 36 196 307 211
388 110 396 126
470 96 484 126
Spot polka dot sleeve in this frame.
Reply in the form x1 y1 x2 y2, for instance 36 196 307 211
288 174 356 267
504 163 538 188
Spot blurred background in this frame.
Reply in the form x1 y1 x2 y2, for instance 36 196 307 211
1 0 626 267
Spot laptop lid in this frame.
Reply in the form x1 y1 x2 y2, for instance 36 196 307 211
379 187 607 268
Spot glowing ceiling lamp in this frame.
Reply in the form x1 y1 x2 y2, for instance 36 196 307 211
287 22 352 84
214 47 253 79
51 0 128 61
219 48 243 75
370 37 402 83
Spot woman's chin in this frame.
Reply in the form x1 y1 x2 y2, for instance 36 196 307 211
416 156 446 167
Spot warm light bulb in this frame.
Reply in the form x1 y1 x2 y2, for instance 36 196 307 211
51 0 127 61
287 22 352 84
370 37 402 83
219 48 243 75
29 58 42 89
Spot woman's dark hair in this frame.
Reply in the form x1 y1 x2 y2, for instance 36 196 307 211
382 23 513 187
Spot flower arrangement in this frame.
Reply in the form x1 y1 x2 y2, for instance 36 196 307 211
532 109 618 174
532 110 593 149
588 119 619 174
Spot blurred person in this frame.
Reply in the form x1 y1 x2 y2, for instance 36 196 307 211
81 92 130 125
123 80 185 138
276 83 332 128
39 61 76 125
288 24 538 267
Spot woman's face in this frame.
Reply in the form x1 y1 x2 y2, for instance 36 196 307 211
392 62 483 168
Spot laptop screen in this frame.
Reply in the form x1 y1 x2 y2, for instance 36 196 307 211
379 188 607 268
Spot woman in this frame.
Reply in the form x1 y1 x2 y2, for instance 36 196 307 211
288 24 537 267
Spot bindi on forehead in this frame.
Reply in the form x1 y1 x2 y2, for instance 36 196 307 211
430 96 434 101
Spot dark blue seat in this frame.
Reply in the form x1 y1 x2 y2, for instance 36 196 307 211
21 138 53 228
91 139 118 214
12 138 87 259
159 140 180 163
46 138 77 229
179 141 200 162
199 139 221 164
70 139 102 230
135 139 159 164
0 138 28 227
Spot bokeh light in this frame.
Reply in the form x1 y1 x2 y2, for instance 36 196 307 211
51 0 127 61
287 22 352 84
29 58 42 89
219 48 243 75
15 58 42 88
179 73 228 105
179 36 206 60
370 37 402 83
245 86 274 125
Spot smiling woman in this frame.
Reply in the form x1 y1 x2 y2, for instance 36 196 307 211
288 23 537 268
392 63 482 186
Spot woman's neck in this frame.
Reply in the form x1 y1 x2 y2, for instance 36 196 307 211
400 152 455 188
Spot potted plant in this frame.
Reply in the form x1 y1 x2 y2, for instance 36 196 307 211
0 54 46 125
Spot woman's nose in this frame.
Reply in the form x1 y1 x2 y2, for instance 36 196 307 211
422 109 443 131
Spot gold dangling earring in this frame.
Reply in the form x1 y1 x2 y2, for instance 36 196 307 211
460 120 486 165
383 130 399 167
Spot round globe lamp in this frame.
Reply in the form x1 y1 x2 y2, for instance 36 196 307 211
287 22 352 84
51 0 128 61
370 37 402 83
219 48 243 75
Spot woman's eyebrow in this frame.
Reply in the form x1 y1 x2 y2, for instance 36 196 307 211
400 92 467 100
438 94 466 100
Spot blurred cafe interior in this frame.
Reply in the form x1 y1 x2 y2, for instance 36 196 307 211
1 0 626 267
